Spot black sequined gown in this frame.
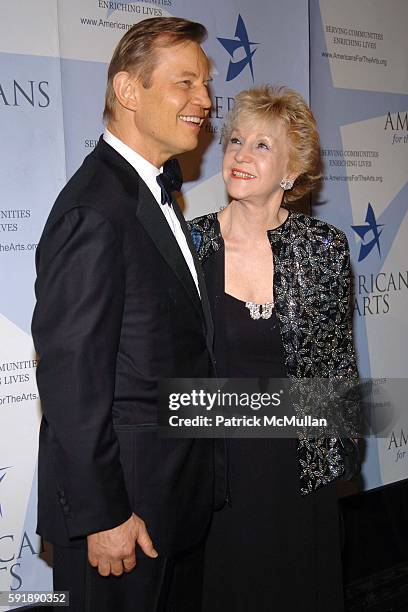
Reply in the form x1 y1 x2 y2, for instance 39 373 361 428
202 267 344 611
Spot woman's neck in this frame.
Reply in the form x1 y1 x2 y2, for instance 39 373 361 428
219 199 288 243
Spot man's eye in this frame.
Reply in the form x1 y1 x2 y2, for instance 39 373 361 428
180 80 192 87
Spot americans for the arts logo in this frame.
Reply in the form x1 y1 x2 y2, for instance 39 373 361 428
217 15 259 82
351 203 384 262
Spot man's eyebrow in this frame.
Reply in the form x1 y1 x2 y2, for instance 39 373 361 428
177 71 199 78
176 71 213 82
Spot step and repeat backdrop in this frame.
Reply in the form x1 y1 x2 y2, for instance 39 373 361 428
0 0 406 603
310 0 408 490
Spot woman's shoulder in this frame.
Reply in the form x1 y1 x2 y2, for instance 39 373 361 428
187 211 222 262
288 210 349 252
187 211 218 232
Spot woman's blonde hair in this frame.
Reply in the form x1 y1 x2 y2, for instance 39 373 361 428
222 85 321 202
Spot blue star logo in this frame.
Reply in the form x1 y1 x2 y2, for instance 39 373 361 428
217 15 259 82
0 466 12 518
351 203 384 262
106 0 137 18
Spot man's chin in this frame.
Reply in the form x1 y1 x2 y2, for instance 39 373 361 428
180 136 200 153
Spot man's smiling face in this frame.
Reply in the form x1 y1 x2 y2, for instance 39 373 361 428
131 40 211 167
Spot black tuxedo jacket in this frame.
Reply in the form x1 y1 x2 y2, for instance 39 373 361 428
32 137 222 554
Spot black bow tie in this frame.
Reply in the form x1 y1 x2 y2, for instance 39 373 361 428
156 158 183 206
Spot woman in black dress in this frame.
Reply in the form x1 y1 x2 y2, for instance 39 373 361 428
188 85 358 611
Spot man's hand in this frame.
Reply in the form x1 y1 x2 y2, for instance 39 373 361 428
87 513 158 577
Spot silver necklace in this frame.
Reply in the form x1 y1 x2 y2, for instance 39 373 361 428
245 301 274 320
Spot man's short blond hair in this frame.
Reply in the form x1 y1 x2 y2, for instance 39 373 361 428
222 85 321 202
103 17 207 124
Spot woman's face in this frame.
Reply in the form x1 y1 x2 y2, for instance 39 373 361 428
222 116 295 204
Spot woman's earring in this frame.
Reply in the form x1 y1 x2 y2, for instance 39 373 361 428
280 178 294 190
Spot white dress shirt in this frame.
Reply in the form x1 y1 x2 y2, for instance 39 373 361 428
103 130 200 296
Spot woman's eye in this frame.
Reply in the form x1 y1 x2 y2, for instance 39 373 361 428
180 80 191 87
257 142 269 150
230 137 241 145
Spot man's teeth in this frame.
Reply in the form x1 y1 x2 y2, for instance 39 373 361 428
179 115 203 126
232 170 256 178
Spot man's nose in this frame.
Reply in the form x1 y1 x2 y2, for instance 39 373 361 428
193 84 212 113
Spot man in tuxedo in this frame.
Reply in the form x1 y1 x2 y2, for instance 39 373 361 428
32 17 221 612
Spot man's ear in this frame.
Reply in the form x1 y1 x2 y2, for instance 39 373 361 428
112 71 139 112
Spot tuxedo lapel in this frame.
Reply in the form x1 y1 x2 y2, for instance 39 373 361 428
135 180 204 322
171 200 214 351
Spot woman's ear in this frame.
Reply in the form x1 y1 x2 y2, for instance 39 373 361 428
286 163 301 185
